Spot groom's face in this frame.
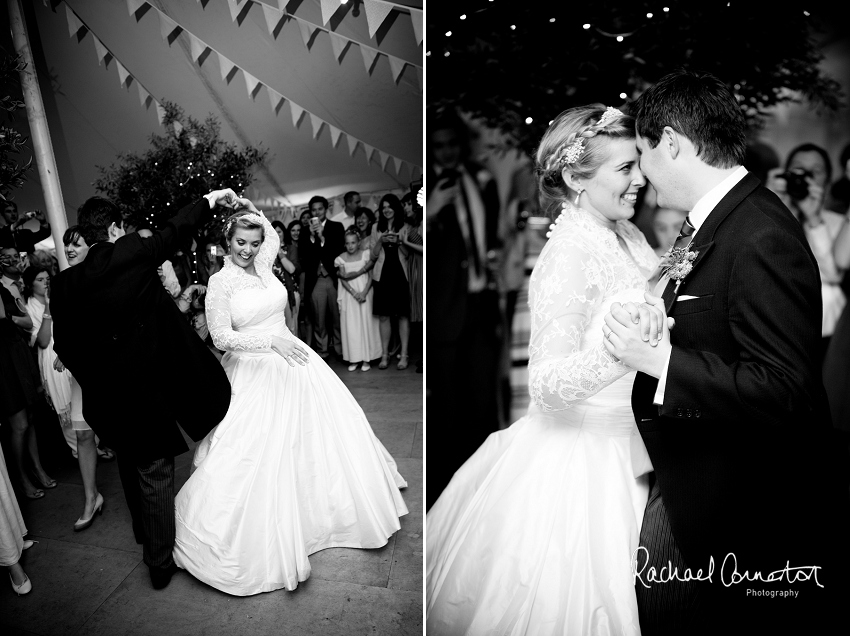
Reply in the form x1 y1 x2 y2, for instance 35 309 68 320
635 132 669 207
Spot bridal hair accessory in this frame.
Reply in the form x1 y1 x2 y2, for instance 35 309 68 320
225 212 264 237
550 107 624 170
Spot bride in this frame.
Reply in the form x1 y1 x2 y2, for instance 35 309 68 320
426 106 660 634
173 197 408 596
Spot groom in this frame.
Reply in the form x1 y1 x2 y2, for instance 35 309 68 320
51 190 235 589
604 70 850 634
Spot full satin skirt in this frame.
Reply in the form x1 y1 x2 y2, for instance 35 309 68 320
426 376 649 635
173 333 408 596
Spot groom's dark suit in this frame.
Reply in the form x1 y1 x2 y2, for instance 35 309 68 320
632 173 850 633
51 198 231 574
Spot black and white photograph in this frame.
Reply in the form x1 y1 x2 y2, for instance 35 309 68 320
426 2 850 635
0 0 422 634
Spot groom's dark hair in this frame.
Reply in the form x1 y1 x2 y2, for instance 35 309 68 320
632 69 747 169
77 197 124 245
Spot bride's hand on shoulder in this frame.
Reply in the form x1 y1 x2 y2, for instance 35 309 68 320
271 335 310 366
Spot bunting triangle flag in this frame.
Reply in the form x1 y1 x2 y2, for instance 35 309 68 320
188 33 207 63
126 0 147 18
319 0 339 26
261 2 284 35
290 102 305 128
416 66 422 91
92 36 110 65
347 135 359 156
329 125 342 148
218 51 236 82
360 45 378 74
297 19 316 48
329 33 351 63
65 5 85 38
155 102 166 125
173 120 183 135
363 0 393 39
225 0 241 22
363 143 375 165
388 56 406 83
116 61 131 88
411 10 423 45
309 113 324 139
268 87 284 114
394 156 403 175
138 83 151 108
378 150 390 171
158 12 181 42
243 70 261 99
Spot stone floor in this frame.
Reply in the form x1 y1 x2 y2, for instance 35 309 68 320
0 356 423 636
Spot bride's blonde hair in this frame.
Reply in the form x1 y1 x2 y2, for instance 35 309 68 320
224 212 265 243
535 105 635 218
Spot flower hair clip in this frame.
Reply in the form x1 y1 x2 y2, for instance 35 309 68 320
556 106 624 168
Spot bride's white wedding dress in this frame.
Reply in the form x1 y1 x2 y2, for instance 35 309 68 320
426 203 658 635
173 211 408 596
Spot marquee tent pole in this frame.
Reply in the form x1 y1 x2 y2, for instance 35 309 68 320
8 0 69 270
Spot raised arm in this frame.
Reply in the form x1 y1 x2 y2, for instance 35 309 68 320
205 273 272 352
528 240 630 411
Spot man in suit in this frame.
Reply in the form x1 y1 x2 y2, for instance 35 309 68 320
51 190 234 589
301 195 344 358
603 70 850 633
426 110 503 509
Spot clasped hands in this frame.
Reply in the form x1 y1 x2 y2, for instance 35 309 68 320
602 292 675 378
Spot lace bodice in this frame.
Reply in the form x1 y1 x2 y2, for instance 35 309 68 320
528 203 659 411
206 211 288 352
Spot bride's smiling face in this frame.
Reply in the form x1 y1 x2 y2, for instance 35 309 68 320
572 137 645 224
229 227 264 269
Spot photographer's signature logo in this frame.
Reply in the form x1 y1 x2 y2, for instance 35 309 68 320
630 547 823 589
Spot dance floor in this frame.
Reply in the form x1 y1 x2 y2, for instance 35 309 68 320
0 357 422 636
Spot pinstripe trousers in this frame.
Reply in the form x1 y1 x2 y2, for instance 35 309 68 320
117 453 176 570
310 275 342 356
634 476 704 635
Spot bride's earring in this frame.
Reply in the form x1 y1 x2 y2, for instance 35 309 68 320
574 187 583 205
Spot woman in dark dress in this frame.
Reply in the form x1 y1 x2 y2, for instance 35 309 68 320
370 194 411 370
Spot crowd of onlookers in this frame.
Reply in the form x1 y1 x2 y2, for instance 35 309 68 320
0 187 423 594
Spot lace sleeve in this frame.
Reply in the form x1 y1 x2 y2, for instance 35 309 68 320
205 271 273 351
528 235 630 411
255 211 280 271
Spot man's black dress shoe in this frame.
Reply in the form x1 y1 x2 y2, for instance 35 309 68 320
150 563 179 590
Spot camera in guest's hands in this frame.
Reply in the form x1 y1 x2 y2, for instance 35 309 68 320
780 169 812 201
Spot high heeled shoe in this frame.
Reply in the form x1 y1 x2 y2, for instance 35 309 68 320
74 493 104 532
9 571 32 595
378 356 389 370
397 354 409 370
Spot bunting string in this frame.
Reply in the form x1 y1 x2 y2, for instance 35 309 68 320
61 1 420 178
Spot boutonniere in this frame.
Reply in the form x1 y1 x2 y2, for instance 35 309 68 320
660 245 700 293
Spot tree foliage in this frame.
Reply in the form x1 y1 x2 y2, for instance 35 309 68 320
94 101 268 239
0 49 33 201
428 1 845 153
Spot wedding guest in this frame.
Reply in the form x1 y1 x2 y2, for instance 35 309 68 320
0 203 51 254
766 143 846 362
271 221 299 333
355 207 378 253
0 428 31 596
335 227 381 371
0 284 49 500
650 206 689 257
330 191 361 229
0 247 33 336
28 250 59 278
286 219 312 343
370 195 411 370
196 239 224 286
426 109 502 508
828 143 850 213
401 194 423 373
